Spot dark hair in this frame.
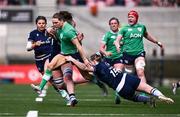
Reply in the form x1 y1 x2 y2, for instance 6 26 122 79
35 16 47 24
59 11 73 21
59 11 73 25
90 52 103 62
52 12 60 19
109 17 119 25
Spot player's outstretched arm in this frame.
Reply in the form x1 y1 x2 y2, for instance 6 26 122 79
145 32 164 49
65 56 94 72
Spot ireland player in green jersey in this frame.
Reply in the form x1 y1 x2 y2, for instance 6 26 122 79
100 17 124 71
31 12 90 106
100 17 124 104
51 13 90 106
114 10 164 84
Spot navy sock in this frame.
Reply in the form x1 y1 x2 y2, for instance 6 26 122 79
133 94 150 103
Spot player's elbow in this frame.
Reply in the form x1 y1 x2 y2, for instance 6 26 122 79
26 41 33 51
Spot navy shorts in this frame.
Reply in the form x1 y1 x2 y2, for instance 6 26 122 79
118 74 141 100
122 51 146 65
35 58 47 74
103 57 124 66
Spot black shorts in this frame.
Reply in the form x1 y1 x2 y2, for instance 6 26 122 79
118 74 141 100
63 52 84 63
122 51 146 65
35 58 47 74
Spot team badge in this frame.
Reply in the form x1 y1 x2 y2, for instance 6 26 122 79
137 27 142 32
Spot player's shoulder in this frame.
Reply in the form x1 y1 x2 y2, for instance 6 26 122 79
64 23 76 34
120 24 129 30
136 23 146 27
105 31 112 36
65 22 75 30
30 29 39 35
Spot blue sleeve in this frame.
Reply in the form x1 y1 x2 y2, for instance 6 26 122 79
28 31 35 42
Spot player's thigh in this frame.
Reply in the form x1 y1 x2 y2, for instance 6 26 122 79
48 54 65 69
119 74 140 98
135 57 145 70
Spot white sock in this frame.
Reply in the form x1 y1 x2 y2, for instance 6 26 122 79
59 90 69 100
151 88 164 97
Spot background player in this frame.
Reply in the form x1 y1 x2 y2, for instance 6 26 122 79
26 16 70 105
99 17 124 104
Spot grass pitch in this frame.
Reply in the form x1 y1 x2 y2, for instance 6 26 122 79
0 83 179 117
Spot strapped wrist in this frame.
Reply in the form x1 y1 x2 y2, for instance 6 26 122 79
157 41 162 46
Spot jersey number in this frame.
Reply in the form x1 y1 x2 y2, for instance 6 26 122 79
110 68 119 77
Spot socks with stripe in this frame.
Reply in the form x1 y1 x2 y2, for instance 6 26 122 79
150 88 164 97
39 69 52 90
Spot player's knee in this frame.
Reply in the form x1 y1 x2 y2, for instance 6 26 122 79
62 68 73 81
135 60 145 70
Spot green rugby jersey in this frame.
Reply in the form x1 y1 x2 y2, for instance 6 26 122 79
102 30 123 59
118 23 146 55
57 22 78 54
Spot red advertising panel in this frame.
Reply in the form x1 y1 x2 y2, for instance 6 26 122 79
0 64 41 84
0 64 87 84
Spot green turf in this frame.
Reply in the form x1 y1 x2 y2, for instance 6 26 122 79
0 83 179 117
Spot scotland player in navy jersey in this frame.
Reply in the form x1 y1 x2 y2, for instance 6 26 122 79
26 16 70 105
65 52 174 105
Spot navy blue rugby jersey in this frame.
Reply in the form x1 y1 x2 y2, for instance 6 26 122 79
94 62 123 90
28 29 52 57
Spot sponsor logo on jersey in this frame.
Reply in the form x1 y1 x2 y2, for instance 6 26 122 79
36 33 39 37
137 27 142 32
130 33 142 38
111 35 116 39
128 28 132 31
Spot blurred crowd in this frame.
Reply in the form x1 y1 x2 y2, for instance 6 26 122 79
0 0 179 7
0 0 36 6
56 0 180 7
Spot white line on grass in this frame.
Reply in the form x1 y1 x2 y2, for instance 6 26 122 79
0 113 24 117
40 113 180 116
26 110 38 117
0 113 14 116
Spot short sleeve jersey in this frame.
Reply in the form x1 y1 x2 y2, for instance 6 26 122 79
27 29 51 57
118 23 147 55
102 30 123 59
57 22 78 55
94 62 123 90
